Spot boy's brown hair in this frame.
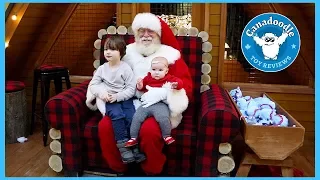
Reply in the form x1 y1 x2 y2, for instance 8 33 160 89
104 36 127 59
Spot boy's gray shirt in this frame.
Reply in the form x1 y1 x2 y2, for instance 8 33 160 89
89 61 136 102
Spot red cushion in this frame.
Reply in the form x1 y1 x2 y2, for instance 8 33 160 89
38 64 66 72
5 81 25 93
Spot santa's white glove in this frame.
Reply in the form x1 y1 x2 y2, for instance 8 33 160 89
141 86 168 108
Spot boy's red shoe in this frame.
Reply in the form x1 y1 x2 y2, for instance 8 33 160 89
125 138 138 147
164 136 175 145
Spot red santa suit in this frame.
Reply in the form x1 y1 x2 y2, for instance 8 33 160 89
97 12 193 175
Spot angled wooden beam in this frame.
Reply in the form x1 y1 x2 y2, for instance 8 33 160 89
5 3 29 47
35 3 79 67
269 3 315 78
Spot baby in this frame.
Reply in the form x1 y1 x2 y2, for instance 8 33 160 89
125 56 184 147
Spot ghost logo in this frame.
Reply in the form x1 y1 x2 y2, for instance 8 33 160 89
241 13 301 72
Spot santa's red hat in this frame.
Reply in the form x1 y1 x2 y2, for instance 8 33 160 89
132 12 181 51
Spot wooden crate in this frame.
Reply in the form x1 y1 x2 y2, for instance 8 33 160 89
227 90 305 161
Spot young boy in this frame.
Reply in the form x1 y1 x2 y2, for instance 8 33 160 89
125 56 184 147
87 36 146 164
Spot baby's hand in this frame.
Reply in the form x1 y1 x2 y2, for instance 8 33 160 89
171 82 178 89
137 78 143 90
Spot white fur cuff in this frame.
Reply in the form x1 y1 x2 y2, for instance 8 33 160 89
165 85 189 128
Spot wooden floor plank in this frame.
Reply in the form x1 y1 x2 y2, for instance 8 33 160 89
291 150 315 177
5 144 23 159
298 146 315 168
5 117 314 177
6 141 44 176
11 147 51 177
5 131 42 159
5 129 45 177
41 167 63 177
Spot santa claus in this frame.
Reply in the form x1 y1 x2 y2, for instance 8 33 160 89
97 12 193 175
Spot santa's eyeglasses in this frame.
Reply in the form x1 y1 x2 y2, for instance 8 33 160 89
138 28 156 35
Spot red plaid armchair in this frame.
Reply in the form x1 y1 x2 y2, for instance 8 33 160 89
44 34 241 176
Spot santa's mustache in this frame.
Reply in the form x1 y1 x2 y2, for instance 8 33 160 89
140 37 153 41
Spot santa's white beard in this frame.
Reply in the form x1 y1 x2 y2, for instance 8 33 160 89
135 36 161 56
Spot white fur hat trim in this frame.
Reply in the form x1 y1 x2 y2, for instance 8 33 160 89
132 13 162 36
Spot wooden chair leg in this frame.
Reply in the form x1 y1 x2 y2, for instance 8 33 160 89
281 167 293 177
236 164 252 177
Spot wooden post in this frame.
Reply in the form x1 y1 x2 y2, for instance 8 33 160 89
204 4 210 32
218 3 227 86
131 3 137 20
116 4 122 26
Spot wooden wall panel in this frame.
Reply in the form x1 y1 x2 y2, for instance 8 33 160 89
114 3 224 85
191 4 205 32
117 3 132 27
223 61 250 83
6 3 75 126
267 92 315 143
117 3 150 26
6 3 116 125
137 4 150 13
239 3 314 86
223 60 293 84
208 3 224 84
269 3 314 86
44 3 116 76
6 3 70 81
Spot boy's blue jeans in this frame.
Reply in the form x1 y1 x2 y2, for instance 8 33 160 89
105 98 135 141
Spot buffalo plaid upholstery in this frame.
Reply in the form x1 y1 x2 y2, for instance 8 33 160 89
45 34 239 176
45 80 91 172
196 84 241 176
5 81 25 93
